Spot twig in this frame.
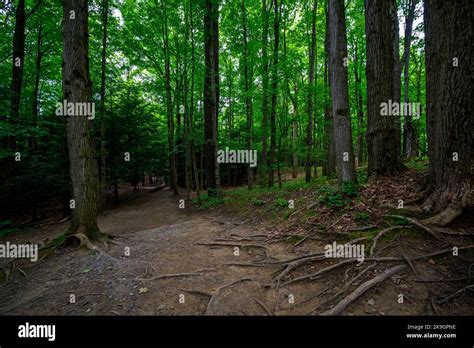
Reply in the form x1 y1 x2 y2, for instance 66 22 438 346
322 264 407 315
402 254 417 274
438 285 474 304
349 225 377 232
415 276 474 283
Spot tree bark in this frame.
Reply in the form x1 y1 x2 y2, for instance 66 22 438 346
402 0 418 159
61 0 102 240
241 0 254 189
422 0 473 220
329 0 357 184
268 0 280 187
99 0 109 210
261 0 270 185
204 0 220 197
365 0 403 181
305 0 318 183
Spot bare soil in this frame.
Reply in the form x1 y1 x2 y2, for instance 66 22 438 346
1 185 473 316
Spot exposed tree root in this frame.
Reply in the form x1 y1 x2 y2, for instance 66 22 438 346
253 298 272 315
321 264 407 315
422 206 463 227
196 241 268 251
313 262 377 312
137 268 216 282
384 214 444 241
205 278 253 314
282 259 358 287
370 226 409 256
438 284 474 304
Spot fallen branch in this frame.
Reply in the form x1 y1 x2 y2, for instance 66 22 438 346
321 264 407 315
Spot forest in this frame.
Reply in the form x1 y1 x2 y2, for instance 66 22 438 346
0 0 472 318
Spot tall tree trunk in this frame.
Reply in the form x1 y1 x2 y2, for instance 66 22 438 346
354 40 364 166
391 1 402 160
322 0 336 177
61 0 102 240
99 0 109 210
204 0 220 197
162 3 178 195
305 0 318 183
261 0 270 185
268 0 280 187
365 0 403 181
241 0 254 189
422 0 473 225
329 0 357 184
30 21 43 150
9 0 26 149
402 0 418 159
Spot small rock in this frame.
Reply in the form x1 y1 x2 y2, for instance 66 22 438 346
368 299 375 306
429 259 436 265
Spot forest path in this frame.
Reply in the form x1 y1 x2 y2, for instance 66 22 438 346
1 186 470 315
0 187 327 315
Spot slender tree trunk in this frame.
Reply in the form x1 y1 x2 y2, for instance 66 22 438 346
30 22 43 150
322 0 336 177
402 0 418 159
204 0 220 197
99 0 108 210
354 40 364 167
162 3 178 195
9 0 26 149
261 0 270 185
365 0 403 181
305 0 318 183
61 0 102 240
422 0 473 224
391 1 402 160
329 0 357 184
241 0 254 189
268 0 280 187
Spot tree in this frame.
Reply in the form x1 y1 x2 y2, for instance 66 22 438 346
422 0 473 225
328 0 356 184
241 0 254 189
402 0 418 159
268 0 281 187
364 0 403 181
61 0 102 240
99 0 109 209
305 0 318 183
260 0 270 185
204 0 221 197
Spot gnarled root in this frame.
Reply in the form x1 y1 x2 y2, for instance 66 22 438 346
421 206 463 227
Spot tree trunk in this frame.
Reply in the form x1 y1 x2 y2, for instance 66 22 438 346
305 0 318 183
365 0 403 181
61 0 102 240
261 0 270 185
402 0 418 159
30 21 43 150
99 0 109 210
354 40 364 166
268 0 280 187
329 0 357 184
204 0 220 197
162 3 178 195
422 0 473 223
241 0 254 189
391 1 402 160
322 0 336 177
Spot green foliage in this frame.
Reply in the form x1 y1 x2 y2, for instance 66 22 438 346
252 198 265 206
317 185 344 208
193 194 225 209
355 211 370 222
274 197 289 208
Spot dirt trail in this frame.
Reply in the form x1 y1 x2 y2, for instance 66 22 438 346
0 187 472 315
